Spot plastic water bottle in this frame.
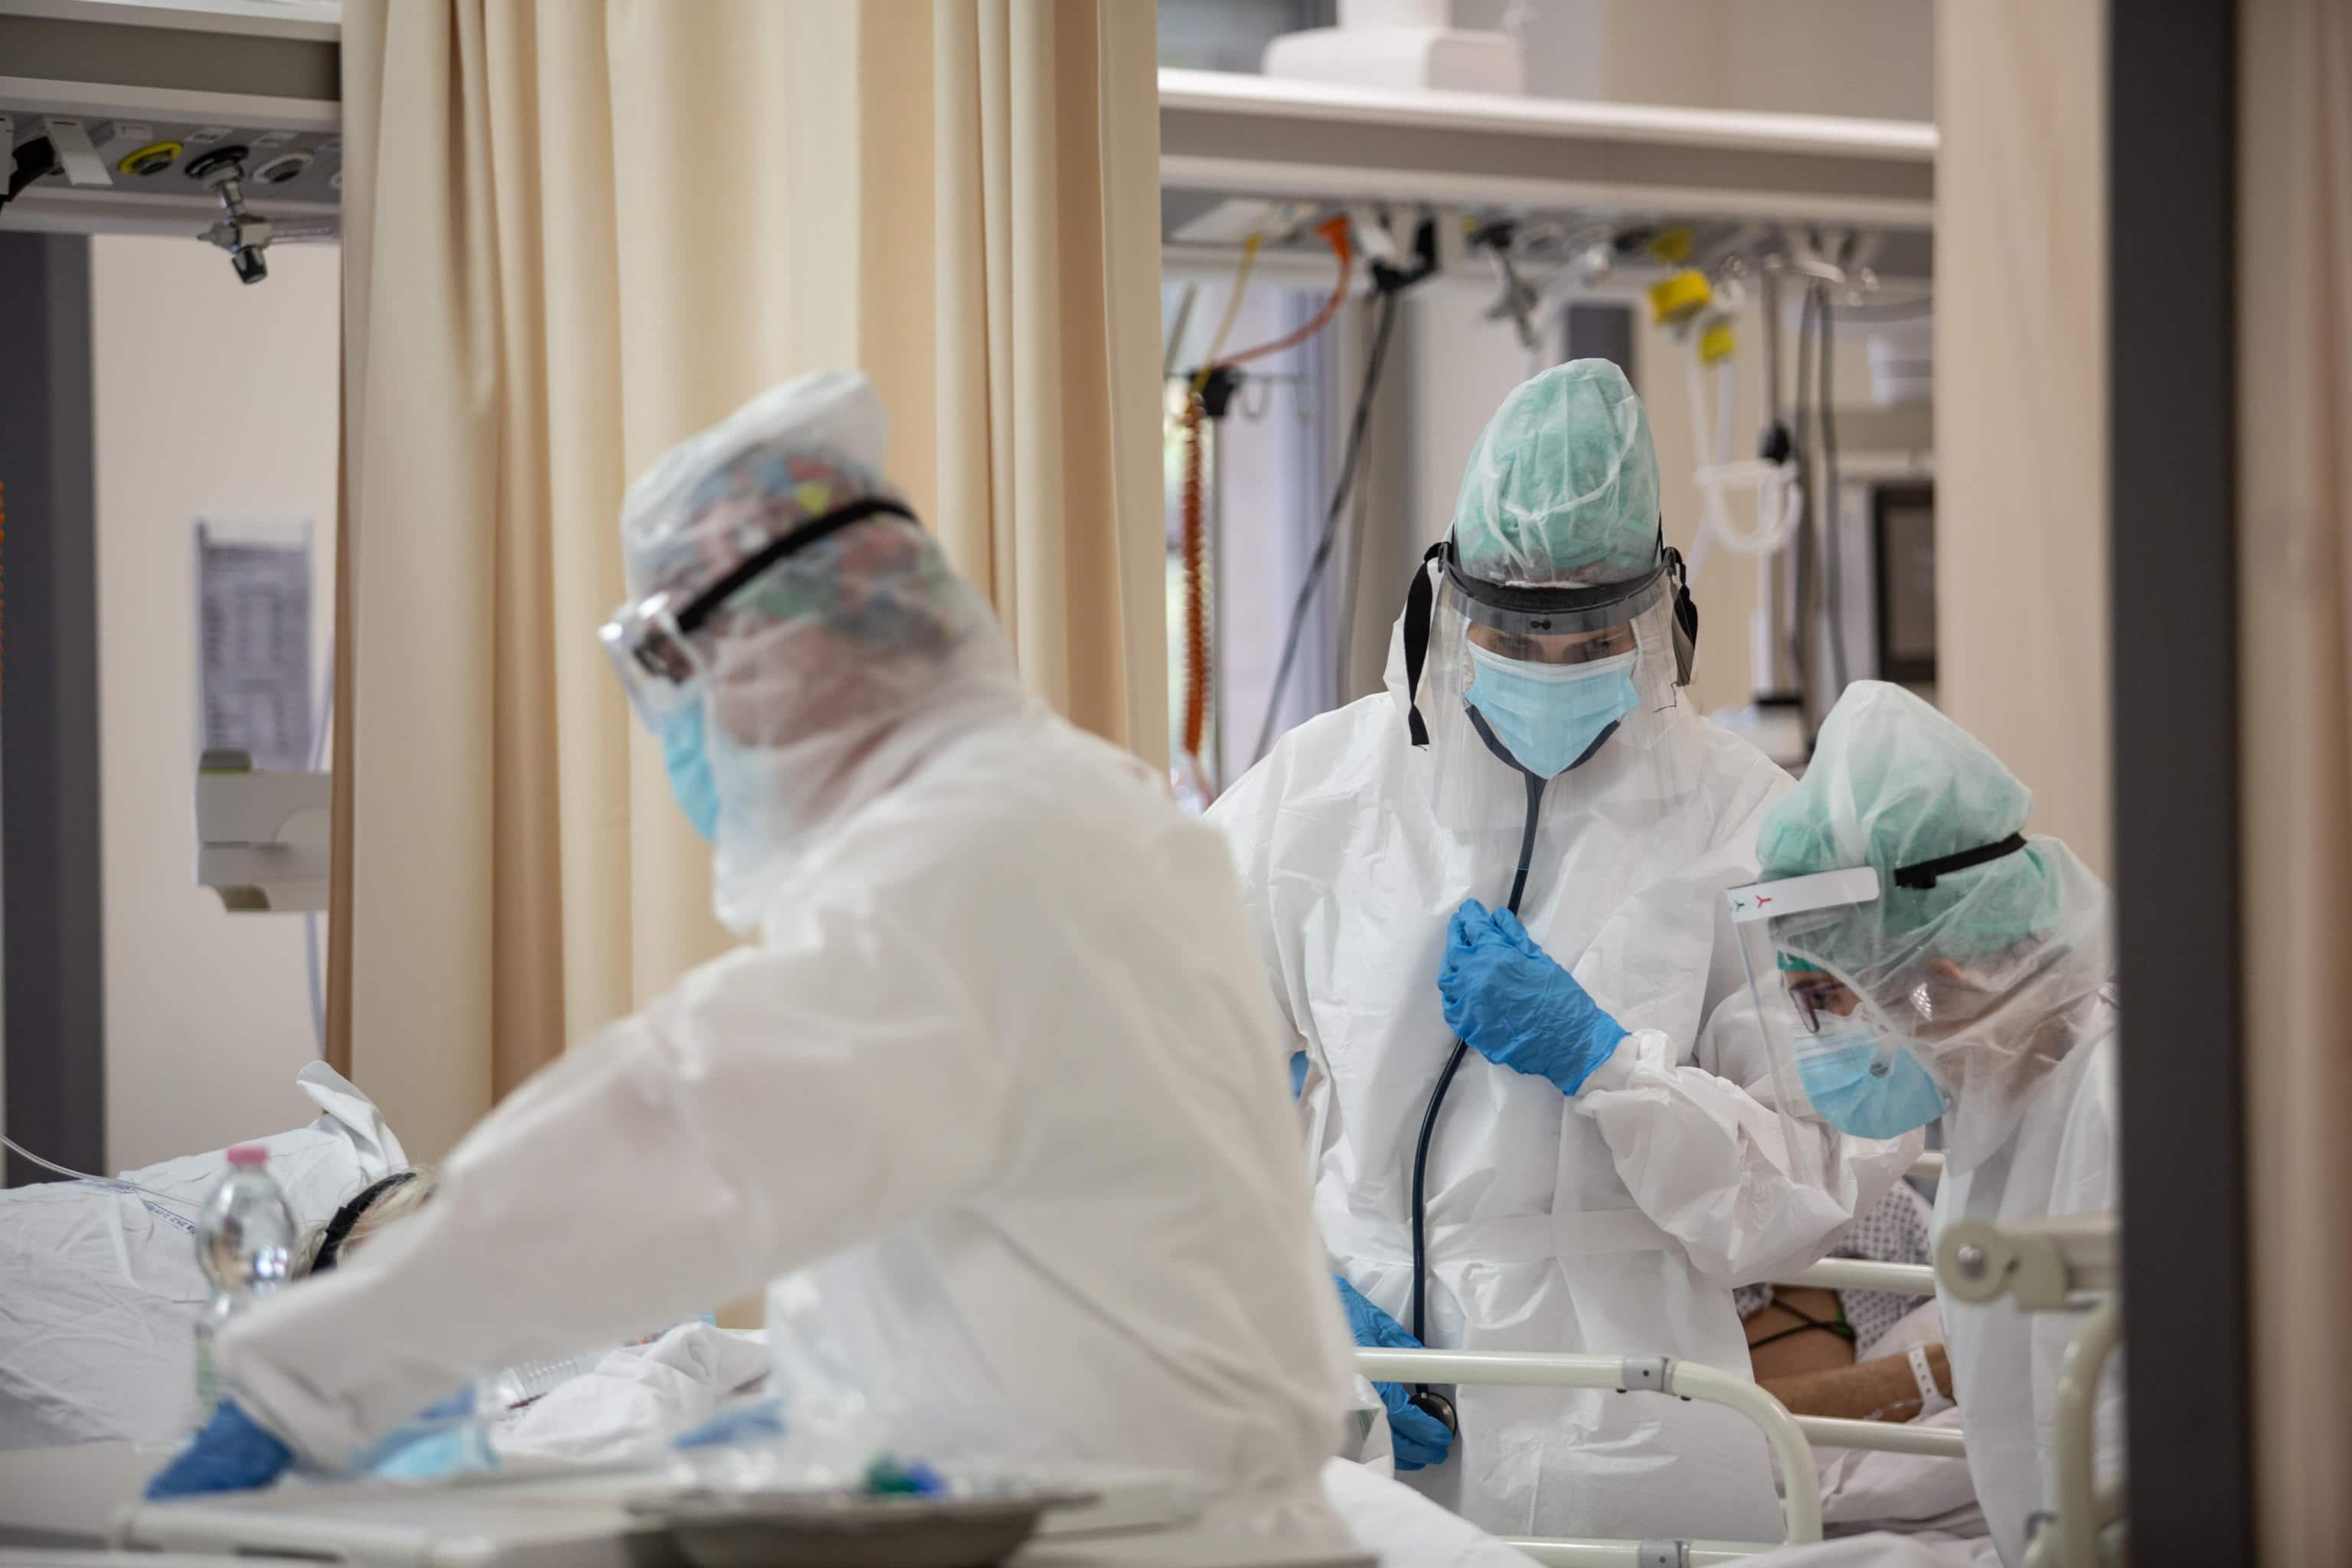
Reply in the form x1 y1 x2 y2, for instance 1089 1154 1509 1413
193 1144 297 1416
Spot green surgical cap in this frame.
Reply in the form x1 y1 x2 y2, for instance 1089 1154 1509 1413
1759 681 2058 961
1449 359 1661 588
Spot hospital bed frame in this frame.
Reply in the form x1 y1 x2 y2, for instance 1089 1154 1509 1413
1937 1211 2122 1568
1354 1155 1971 1564
1358 1201 2127 1566
1357 1348 1819 1567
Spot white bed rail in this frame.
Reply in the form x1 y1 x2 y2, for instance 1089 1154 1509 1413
1793 1413 1965 1459
2001 1294 2123 1568
1356 1348 1820 1565
1777 1257 1940 1296
1771 1148 1942 1298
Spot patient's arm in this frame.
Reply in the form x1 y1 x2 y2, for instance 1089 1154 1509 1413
1762 1343 1951 1423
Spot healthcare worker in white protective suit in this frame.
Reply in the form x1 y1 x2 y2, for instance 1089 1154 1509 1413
144 371 1363 1546
1210 360 1918 1544
1726 681 2121 1568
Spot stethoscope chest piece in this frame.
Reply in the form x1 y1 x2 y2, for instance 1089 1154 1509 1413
1409 1387 1459 1436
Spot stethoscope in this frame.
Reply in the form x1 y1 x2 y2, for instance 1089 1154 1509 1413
1402 706 1619 1438
1389 537 1697 1437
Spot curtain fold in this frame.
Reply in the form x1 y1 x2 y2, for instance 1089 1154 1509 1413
865 0 1167 763
333 0 1163 1156
2240 2 2352 1558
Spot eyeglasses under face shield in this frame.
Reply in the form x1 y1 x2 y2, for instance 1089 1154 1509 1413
599 496 916 727
1726 829 2037 1142
1400 535 1698 748
1724 865 1919 1158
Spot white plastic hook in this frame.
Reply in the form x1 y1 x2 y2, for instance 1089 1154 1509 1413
1684 347 1801 585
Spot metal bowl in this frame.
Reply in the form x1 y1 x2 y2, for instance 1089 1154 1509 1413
632 1485 1096 1568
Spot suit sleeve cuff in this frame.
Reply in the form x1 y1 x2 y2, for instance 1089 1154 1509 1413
1575 1028 1668 1095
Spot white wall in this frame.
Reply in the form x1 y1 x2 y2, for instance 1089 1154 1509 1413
1390 283 1903 720
1381 0 1935 724
1933 2 2108 874
90 235 341 1171
1401 284 1549 577
1455 0 1933 122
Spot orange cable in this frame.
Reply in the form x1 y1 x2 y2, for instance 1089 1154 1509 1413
1178 399 1210 763
1214 216 1354 370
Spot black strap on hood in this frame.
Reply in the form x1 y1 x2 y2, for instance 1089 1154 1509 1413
1402 541 1449 746
1893 832 2029 891
674 496 916 636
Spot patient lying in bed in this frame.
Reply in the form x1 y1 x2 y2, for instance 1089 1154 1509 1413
1740 1180 1983 1545
0 1063 405 1450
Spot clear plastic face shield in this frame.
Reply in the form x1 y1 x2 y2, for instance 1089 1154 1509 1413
1736 830 2106 1168
599 497 917 731
1401 537 1703 832
1726 867 1951 1145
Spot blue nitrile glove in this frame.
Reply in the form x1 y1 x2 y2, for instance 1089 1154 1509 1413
357 1387 497 1481
1289 1051 1310 1098
1333 1276 1453 1472
145 1400 292 1499
371 1424 498 1481
1439 898 1628 1096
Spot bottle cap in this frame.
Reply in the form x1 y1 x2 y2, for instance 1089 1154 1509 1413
224 1144 270 1167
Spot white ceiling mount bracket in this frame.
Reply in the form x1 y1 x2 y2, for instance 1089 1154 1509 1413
39 114 109 185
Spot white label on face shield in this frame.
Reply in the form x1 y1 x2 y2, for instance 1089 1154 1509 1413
1725 867 1882 924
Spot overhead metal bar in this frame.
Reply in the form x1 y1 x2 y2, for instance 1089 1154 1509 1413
0 2 339 132
1161 68 1935 231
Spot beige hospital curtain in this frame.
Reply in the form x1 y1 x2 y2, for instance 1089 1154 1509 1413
329 0 1163 1157
2240 2 2352 1557
858 2 1168 764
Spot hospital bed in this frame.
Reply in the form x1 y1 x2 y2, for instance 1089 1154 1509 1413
1939 1212 2123 1568
1360 1346 1821 1566
1361 1191 2123 1567
1355 1336 1968 1566
1355 1152 1966 1564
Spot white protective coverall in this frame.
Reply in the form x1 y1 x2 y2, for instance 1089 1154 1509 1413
1210 637 1916 1542
1735 681 2126 1568
214 372 1360 1546
1734 1038 2119 1568
1936 1004 2120 1565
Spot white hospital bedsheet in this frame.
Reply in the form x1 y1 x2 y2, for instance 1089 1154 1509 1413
1821 1406 1982 1539
489 1321 769 1464
0 1063 406 1449
1318 1459 1536 1566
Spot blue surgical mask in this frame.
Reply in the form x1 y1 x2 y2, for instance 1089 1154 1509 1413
1796 1025 1946 1139
1465 644 1641 778
661 701 721 842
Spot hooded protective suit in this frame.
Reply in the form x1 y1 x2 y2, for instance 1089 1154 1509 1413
1750 681 2122 1566
1210 363 1916 1543
207 372 1360 1544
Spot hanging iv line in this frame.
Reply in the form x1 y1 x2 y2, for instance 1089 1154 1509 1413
1684 335 1802 586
